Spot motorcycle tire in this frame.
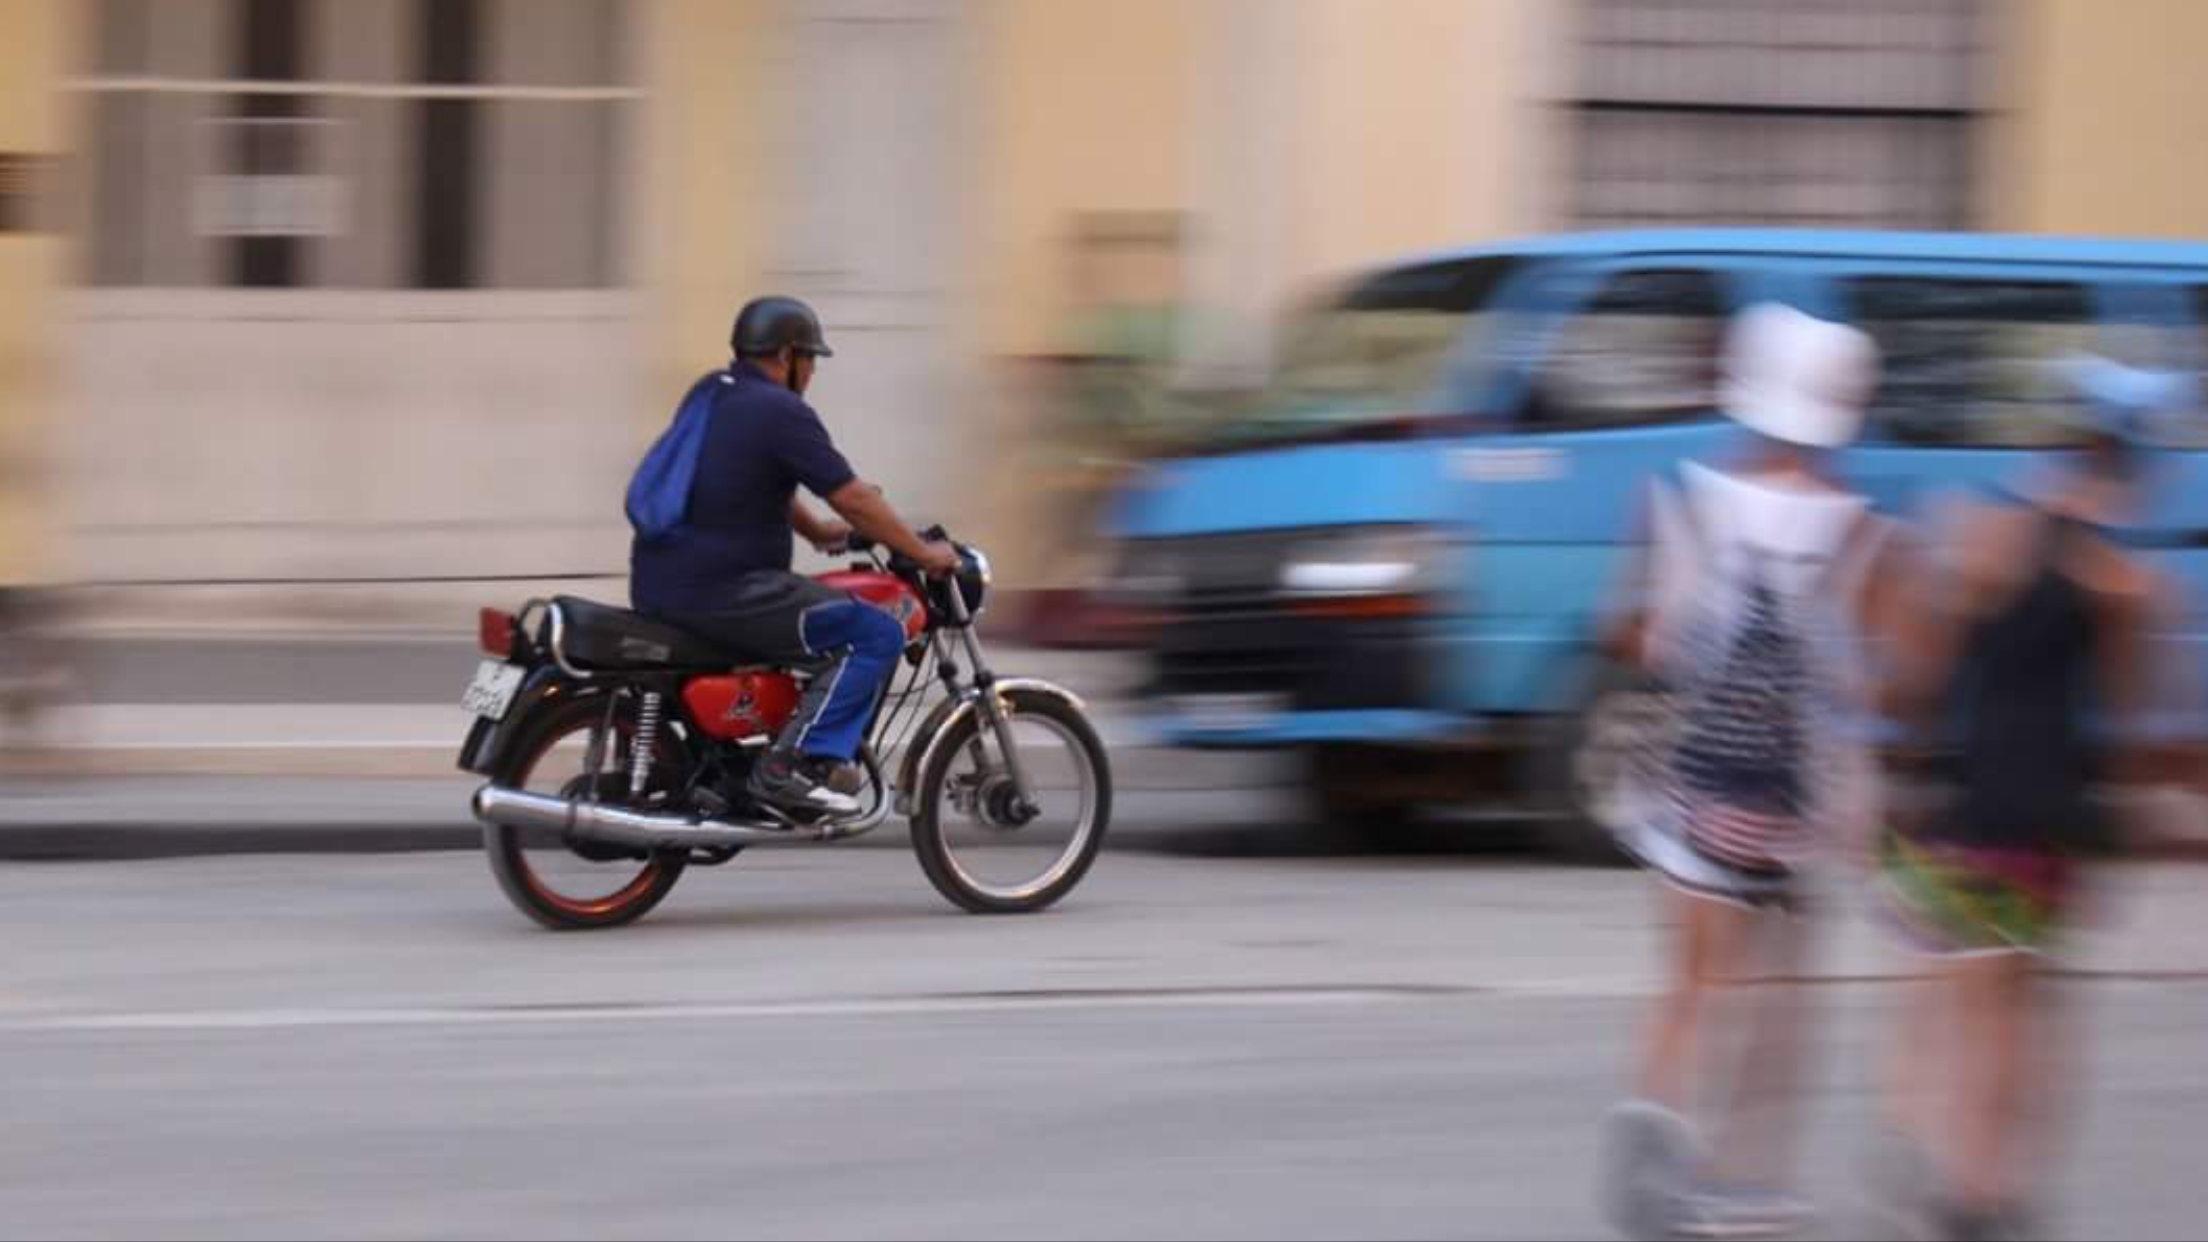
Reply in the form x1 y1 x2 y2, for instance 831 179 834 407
484 694 689 930
910 687 1111 914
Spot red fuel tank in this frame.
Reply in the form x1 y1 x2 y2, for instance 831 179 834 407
815 569 929 642
683 670 801 742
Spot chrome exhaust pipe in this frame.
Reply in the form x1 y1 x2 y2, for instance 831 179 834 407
473 786 829 850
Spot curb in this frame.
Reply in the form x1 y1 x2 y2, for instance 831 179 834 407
16 819 2207 865
12 817 2208 865
0 783 1305 862
0 743 1290 784
0 822 484 861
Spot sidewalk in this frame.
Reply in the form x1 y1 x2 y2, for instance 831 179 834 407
0 776 1302 861
14 631 1156 774
12 626 2207 863
0 630 1302 859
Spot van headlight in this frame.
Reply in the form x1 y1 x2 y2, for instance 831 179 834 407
1278 526 1449 597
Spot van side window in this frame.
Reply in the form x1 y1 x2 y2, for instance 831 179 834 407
2090 288 2208 448
1847 278 2101 448
2185 287 2208 447
2193 287 2208 363
1519 269 1725 431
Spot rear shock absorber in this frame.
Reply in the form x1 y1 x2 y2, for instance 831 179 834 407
629 690 664 798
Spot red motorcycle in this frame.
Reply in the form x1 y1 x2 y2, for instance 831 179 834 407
458 530 1112 929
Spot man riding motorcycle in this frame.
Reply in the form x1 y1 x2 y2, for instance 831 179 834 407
630 295 960 816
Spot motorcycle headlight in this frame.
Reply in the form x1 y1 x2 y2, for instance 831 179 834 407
1278 526 1449 597
957 545 991 618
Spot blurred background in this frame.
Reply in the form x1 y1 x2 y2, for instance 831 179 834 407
0 0 2202 633
7 6 2208 1241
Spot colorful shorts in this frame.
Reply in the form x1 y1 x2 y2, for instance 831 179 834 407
1878 827 2079 957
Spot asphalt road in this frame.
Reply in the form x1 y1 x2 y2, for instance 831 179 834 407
6 849 2207 1240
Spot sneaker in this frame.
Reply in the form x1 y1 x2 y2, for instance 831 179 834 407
1938 1201 2040 1242
1862 1129 1942 1241
748 752 861 817
1600 1100 1703 1240
814 758 867 797
1672 1183 1818 1239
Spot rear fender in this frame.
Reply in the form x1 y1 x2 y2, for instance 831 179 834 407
457 665 600 777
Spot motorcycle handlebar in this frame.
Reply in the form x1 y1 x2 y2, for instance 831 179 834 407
845 536 924 580
844 525 950 573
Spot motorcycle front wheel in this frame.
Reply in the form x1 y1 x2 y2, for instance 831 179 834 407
910 687 1111 914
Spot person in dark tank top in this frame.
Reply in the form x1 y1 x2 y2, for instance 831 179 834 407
1873 357 2199 1242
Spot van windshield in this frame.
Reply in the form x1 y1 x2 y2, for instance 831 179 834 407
1209 257 1518 449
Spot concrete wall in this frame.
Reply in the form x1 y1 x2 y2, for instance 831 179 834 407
19 0 2207 622
59 0 655 591
0 0 68 585
965 0 1197 359
60 291 647 585
639 0 776 402
952 0 1557 586
644 0 976 547
1184 0 1552 376
1273 0 1549 282
1991 0 2208 238
962 0 1550 362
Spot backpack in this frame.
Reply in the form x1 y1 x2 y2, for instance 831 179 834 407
1670 553 1812 817
624 370 732 544
1646 470 1881 867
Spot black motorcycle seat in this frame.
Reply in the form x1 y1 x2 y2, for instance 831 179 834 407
548 596 754 671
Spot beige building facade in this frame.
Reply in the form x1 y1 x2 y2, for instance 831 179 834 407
0 0 2200 609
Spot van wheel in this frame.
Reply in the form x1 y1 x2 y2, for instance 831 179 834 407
1531 661 1671 865
1305 745 1423 833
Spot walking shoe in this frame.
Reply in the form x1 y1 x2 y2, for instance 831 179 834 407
1862 1128 1942 1241
1937 1201 2040 1242
1600 1099 1703 1240
1672 1183 1818 1239
747 752 861 817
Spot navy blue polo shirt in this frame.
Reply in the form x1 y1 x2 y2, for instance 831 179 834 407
630 362 858 615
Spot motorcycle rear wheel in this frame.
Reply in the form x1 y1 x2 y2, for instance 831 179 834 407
485 695 690 930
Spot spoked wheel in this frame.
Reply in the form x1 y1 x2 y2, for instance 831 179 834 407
911 687 1111 914
484 695 691 930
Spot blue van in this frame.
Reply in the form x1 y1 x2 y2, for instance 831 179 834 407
1106 230 2208 850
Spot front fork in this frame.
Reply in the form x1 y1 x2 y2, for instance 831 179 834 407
937 591 1041 818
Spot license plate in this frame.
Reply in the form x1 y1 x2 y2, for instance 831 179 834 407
462 660 526 721
1168 693 1288 732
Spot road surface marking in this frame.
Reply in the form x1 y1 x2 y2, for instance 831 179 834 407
0 983 1653 1033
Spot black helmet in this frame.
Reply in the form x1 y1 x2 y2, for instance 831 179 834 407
731 295 834 359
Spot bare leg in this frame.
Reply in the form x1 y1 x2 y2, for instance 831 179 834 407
1637 887 1744 1110
1638 889 1768 1135
1711 907 1812 1186
1609 887 1762 1238
1884 972 1954 1155
2016 967 2075 1217
1946 952 2034 1210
